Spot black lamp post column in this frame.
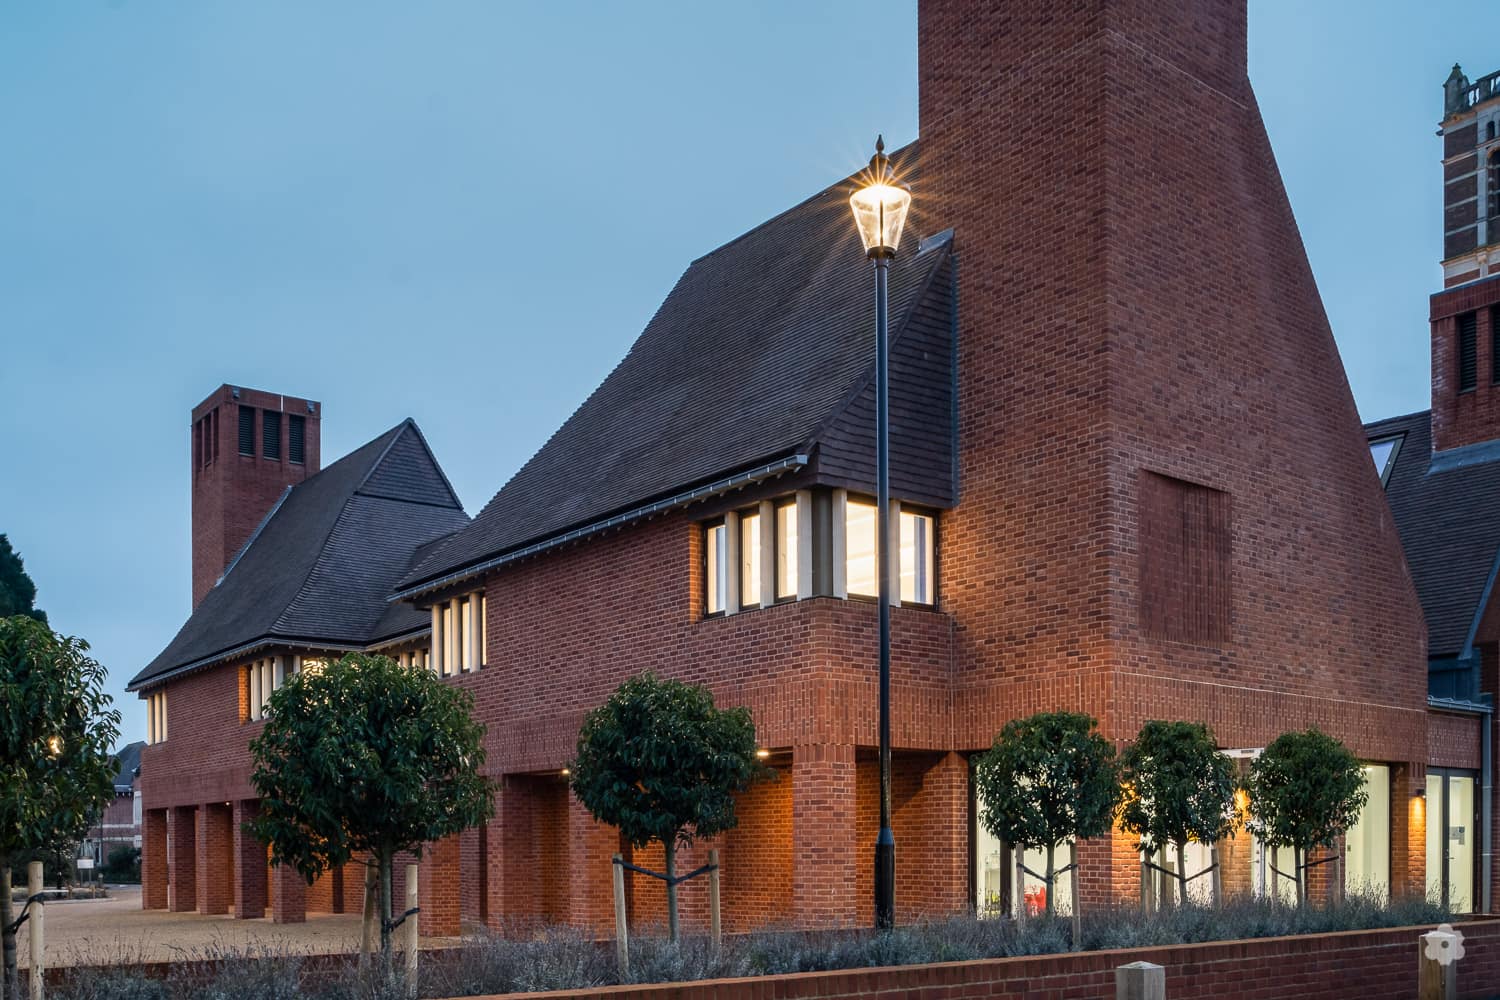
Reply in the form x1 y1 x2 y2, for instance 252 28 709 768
872 243 895 931
849 135 909 932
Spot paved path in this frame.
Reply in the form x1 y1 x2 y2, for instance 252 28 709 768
16 886 458 967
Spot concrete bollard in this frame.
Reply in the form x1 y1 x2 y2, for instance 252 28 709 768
1116 961 1165 1000
28 861 44 1000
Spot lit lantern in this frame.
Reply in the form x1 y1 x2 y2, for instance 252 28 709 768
848 136 911 259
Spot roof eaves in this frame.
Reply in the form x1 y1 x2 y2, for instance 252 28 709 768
390 451 810 603
125 635 368 693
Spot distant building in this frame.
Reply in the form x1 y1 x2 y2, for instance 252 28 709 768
1361 61 1500 915
132 0 1489 934
83 740 144 869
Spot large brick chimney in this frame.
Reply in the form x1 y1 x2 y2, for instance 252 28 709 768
1429 63 1500 454
918 0 1427 887
190 385 321 607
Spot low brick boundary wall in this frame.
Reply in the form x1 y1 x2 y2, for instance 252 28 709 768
26 920 1500 999
463 920 1500 1000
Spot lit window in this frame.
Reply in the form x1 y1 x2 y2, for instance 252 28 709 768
740 510 761 608
900 509 935 604
146 692 168 745
776 500 798 600
1345 764 1390 900
845 499 878 597
705 521 727 615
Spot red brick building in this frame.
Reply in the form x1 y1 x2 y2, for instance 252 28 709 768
131 0 1493 933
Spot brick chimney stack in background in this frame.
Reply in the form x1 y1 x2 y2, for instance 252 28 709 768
190 385 321 607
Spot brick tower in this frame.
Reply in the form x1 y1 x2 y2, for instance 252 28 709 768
190 385 321 607
918 0 1429 902
1431 65 1500 453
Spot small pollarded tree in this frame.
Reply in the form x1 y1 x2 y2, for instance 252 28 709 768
250 653 494 958
1245 728 1367 906
973 711 1120 918
570 672 767 942
1118 720 1239 908
0 616 120 1000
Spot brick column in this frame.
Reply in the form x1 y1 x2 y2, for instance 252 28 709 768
196 803 234 914
233 800 267 919
272 862 306 923
141 809 168 909
1390 762 1427 901
566 791 617 933
167 805 198 912
899 751 970 919
418 834 461 936
792 743 858 928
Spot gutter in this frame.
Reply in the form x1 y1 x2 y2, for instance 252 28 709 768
389 453 809 603
1429 695 1494 915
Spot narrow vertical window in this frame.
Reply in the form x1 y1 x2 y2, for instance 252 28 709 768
1459 312 1478 392
288 414 306 464
194 419 204 471
705 521 727 615
899 509 935 604
460 597 473 672
775 500 798 600
263 411 282 460
844 499 878 597
210 408 219 463
238 406 256 456
740 509 761 608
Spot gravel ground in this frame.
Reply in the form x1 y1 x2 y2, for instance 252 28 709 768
15 886 458 968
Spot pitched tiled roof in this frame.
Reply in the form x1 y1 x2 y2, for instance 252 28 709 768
111 740 144 789
1365 410 1500 657
399 145 954 595
129 420 467 690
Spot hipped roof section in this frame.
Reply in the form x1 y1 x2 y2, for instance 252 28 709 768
130 420 468 691
400 144 956 597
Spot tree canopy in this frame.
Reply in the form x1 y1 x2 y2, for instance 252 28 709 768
0 615 119 996
570 671 766 940
249 653 493 956
1245 728 1367 904
1118 720 1238 905
973 711 1120 916
0 536 46 624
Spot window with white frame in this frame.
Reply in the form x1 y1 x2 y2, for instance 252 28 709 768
146 691 167 745
844 496 936 604
246 655 304 721
702 490 935 616
429 591 485 677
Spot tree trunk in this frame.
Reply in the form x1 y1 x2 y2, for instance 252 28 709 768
378 850 394 958
1158 847 1174 912
1293 846 1305 907
1 855 15 1000
664 840 679 943
1044 843 1055 918
360 862 377 967
1175 840 1190 907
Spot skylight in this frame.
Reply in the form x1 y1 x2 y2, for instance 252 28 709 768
1369 436 1402 487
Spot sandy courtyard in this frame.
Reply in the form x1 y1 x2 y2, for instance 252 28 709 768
16 886 458 967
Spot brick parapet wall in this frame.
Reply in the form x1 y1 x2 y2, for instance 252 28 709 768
458 920 1500 1000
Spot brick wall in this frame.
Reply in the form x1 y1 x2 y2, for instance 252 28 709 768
1431 279 1500 451
449 921 1500 1000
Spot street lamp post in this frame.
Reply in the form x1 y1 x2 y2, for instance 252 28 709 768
848 136 910 931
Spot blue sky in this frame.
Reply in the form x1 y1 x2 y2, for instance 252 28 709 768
2 2 1497 746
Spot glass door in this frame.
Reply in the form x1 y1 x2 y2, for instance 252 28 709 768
1426 769 1478 913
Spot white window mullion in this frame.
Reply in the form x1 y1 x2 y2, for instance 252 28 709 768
466 592 483 670
888 500 902 609
430 604 443 674
724 511 742 614
796 490 813 599
758 501 776 608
